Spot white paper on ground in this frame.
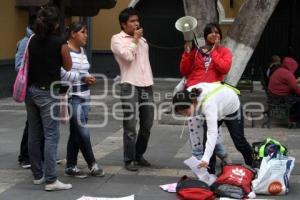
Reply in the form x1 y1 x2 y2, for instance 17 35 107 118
159 183 177 193
184 156 217 186
77 195 134 200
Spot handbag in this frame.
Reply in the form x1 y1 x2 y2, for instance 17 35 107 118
211 164 255 198
176 175 215 200
13 35 34 102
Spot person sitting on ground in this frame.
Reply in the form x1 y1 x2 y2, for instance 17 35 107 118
173 82 253 169
268 57 300 125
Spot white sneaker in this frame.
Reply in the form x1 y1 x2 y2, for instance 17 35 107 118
33 176 45 185
45 180 72 191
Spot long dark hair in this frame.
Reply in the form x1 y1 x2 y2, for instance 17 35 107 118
33 6 60 39
203 23 222 41
172 88 202 113
65 22 87 40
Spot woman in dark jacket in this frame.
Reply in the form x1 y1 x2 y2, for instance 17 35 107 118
26 6 72 191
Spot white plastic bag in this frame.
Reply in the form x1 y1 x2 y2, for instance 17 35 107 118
252 155 295 195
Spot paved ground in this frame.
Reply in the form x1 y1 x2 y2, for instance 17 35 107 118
0 79 299 200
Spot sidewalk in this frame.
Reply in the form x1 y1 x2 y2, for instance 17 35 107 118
0 79 299 200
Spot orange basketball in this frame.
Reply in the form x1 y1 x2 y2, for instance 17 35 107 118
268 181 283 195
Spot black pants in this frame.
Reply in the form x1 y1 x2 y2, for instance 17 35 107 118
18 120 29 163
203 107 253 172
18 120 44 163
120 83 154 163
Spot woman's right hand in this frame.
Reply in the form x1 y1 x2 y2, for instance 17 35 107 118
212 35 220 51
184 41 193 53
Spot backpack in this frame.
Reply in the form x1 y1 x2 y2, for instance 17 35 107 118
211 164 255 198
176 175 215 200
252 138 288 168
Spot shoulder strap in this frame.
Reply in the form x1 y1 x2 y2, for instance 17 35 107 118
196 82 241 111
196 83 224 111
20 34 35 69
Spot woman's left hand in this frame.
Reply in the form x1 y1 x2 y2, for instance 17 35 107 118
198 161 209 169
84 76 96 85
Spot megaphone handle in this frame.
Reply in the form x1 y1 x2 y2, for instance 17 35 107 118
193 32 200 49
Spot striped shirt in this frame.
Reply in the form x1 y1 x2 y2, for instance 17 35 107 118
60 47 90 97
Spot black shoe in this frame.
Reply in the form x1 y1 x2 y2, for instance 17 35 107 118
19 160 31 169
65 166 88 178
136 157 151 167
89 163 105 177
125 161 138 171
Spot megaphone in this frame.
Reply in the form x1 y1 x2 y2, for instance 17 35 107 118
175 16 197 41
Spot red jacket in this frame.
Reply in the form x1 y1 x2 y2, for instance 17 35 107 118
180 46 232 87
268 57 300 96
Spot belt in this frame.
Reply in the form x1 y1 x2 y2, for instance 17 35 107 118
35 85 51 91
72 84 89 93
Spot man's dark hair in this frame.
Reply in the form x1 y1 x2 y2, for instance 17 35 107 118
203 22 223 41
118 7 139 30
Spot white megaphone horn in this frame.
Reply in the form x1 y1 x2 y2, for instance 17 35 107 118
175 16 197 41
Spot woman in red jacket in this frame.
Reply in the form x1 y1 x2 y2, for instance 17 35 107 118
178 23 233 174
180 23 232 87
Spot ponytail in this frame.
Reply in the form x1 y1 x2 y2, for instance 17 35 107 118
172 88 202 113
190 88 202 99
65 22 87 40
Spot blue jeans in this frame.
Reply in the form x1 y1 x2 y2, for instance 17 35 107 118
25 85 59 183
66 95 96 168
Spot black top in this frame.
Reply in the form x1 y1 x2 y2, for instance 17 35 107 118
28 35 65 88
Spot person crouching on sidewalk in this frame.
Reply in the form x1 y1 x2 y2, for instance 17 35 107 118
172 82 253 169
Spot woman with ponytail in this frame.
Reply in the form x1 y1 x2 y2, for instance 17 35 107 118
26 6 72 191
60 22 104 178
173 82 253 170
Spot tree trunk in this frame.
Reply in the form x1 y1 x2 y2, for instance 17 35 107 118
224 0 280 86
182 0 218 45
